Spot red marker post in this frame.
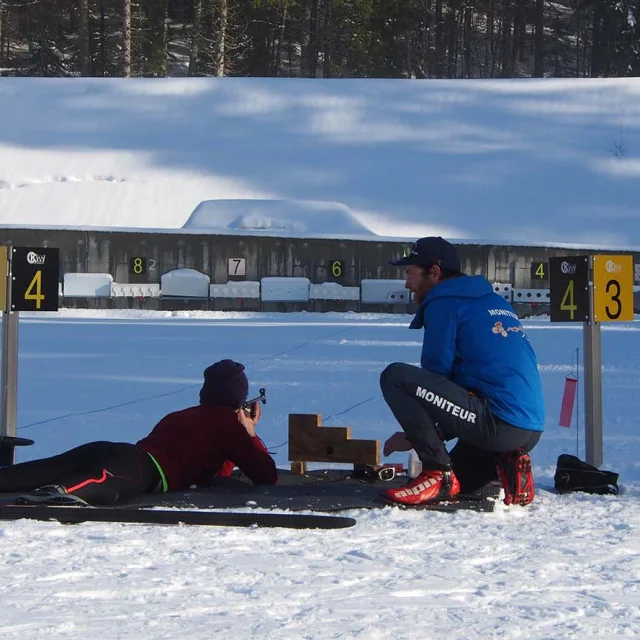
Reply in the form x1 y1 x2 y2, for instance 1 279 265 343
559 376 578 428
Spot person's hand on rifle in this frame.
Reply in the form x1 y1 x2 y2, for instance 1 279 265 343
237 400 262 438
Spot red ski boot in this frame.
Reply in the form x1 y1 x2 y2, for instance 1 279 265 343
496 450 535 506
385 469 460 506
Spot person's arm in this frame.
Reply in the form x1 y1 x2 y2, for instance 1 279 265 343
420 297 458 377
224 403 278 485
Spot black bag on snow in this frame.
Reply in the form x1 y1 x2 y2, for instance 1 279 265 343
554 454 619 496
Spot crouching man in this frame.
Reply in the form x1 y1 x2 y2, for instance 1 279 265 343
381 237 544 507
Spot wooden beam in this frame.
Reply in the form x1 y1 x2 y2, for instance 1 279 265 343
288 413 380 467
290 461 307 475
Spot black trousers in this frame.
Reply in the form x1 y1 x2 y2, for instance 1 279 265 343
380 363 541 491
0 441 160 505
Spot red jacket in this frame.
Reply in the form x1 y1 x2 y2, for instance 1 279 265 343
136 404 278 491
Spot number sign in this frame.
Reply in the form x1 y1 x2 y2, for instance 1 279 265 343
228 258 246 278
329 260 345 279
129 257 148 276
11 247 60 312
129 256 157 283
549 256 589 323
593 255 634 322
530 261 548 281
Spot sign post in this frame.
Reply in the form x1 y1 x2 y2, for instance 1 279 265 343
586 254 634 466
0 247 19 465
549 254 634 467
0 247 59 464
583 255 602 466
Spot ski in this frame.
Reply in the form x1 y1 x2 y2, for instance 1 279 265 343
0 505 357 529
393 498 496 513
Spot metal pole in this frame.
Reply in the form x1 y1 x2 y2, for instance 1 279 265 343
583 254 603 467
1 248 19 465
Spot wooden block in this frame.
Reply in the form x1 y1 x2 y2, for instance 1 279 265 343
316 439 379 465
289 414 322 429
290 461 307 475
289 428 351 461
288 414 346 462
287 413 380 466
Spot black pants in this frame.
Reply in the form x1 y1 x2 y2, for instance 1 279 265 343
380 363 541 492
0 441 160 505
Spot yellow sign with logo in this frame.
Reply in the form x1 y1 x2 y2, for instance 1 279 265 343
0 246 7 312
593 254 634 322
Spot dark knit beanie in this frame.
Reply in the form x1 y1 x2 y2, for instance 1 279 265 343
199 360 249 409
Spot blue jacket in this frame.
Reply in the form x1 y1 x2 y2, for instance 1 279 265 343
410 275 545 431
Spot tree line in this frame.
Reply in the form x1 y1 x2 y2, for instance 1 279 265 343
0 0 637 78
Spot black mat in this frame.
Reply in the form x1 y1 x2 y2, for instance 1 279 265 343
0 470 502 513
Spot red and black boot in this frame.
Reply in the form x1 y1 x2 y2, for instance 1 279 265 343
496 449 535 506
384 469 461 506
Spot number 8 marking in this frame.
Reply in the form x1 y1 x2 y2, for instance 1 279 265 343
133 257 144 274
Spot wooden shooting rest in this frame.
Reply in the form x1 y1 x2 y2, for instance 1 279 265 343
288 413 380 475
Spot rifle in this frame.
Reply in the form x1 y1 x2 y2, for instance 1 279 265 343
241 388 267 418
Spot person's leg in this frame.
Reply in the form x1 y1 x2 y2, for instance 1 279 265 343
380 362 499 504
1 441 158 505
379 362 494 470
451 422 542 493
0 441 109 492
495 429 542 506
519 429 542 454
380 363 543 505
54 442 158 505
449 441 499 494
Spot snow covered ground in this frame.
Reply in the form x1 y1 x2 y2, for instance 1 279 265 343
1 74 639 638
1 309 638 639
1 78 640 248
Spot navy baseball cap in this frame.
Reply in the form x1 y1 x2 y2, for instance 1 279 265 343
390 236 461 272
